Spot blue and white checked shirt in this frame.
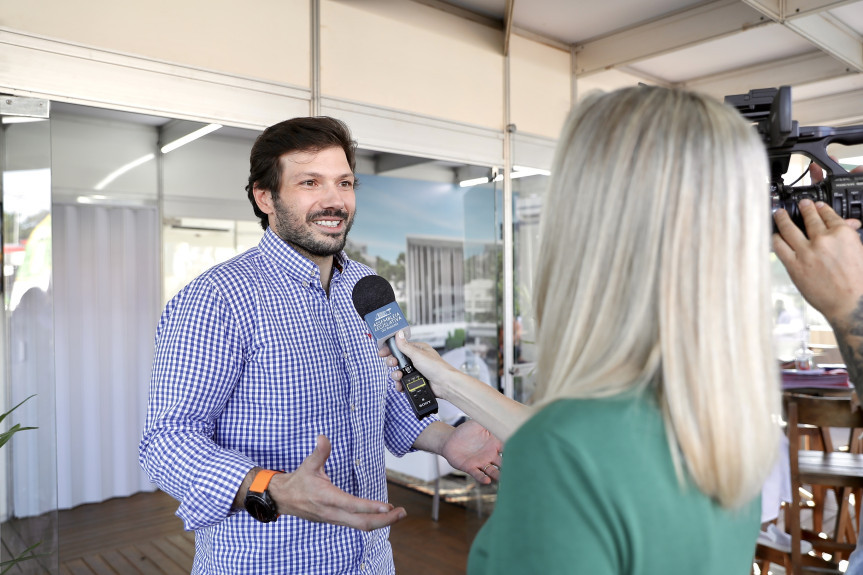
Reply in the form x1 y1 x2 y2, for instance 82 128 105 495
139 228 436 574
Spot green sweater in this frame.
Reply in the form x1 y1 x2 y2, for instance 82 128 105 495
468 394 760 574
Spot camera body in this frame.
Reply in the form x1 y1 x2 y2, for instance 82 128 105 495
724 86 863 231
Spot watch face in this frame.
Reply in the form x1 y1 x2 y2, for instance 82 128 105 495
245 491 278 523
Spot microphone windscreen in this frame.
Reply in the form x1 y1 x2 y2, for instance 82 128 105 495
352 275 396 317
352 275 410 344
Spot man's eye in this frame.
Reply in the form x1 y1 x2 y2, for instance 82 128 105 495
301 180 316 186
340 180 354 188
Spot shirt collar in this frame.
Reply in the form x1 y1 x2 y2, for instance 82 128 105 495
259 227 350 284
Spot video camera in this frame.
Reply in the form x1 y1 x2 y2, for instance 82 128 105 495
724 86 863 232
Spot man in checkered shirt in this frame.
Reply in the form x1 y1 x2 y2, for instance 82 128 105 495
139 116 503 574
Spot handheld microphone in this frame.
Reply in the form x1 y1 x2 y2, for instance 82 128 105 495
352 275 438 420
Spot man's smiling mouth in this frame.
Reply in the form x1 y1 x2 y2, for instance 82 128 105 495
314 220 341 228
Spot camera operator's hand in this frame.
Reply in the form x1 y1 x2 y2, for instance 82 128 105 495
773 199 863 326
808 161 863 183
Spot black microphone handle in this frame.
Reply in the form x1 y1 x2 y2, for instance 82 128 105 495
384 336 437 419
386 336 415 373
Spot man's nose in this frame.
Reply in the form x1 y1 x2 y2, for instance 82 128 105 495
319 182 346 209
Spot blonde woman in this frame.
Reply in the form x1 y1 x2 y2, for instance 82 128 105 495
384 85 781 574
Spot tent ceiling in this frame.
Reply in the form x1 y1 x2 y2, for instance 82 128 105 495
440 0 863 126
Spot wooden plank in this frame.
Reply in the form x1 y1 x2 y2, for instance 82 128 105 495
82 554 123 575
117 545 163 575
1 534 26 575
151 537 193 572
389 482 487 575
62 558 95 575
57 487 487 575
99 549 142 574
800 451 863 486
134 541 187 575
165 533 195 562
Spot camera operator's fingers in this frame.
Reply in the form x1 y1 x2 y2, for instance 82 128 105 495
846 218 862 231
813 201 850 231
797 199 830 237
773 207 807 250
772 229 797 270
809 163 825 183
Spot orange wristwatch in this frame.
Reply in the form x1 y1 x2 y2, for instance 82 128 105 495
243 469 282 523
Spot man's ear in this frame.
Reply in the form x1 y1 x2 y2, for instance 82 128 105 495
253 185 275 215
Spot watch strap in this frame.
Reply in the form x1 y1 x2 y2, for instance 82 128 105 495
249 469 281 494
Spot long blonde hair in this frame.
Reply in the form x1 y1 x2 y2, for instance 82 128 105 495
533 86 780 509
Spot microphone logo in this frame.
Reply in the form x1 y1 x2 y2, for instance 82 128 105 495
364 303 409 344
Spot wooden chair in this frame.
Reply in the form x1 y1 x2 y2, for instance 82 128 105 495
784 392 863 574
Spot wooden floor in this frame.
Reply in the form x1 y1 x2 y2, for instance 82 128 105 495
57 482 488 574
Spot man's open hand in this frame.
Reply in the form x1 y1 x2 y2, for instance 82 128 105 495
268 435 406 531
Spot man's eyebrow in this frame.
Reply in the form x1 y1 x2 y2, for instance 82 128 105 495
293 171 355 180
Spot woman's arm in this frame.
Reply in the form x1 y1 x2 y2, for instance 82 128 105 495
381 331 532 443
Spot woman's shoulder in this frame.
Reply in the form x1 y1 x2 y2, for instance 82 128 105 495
525 394 661 434
506 394 668 469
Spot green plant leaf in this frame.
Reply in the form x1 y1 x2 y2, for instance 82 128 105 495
0 395 36 425
0 424 37 449
0 541 48 574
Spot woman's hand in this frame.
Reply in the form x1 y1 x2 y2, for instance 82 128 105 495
378 331 460 397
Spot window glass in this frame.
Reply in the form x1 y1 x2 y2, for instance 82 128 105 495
51 106 159 205
348 169 501 393
163 218 264 303
511 173 550 404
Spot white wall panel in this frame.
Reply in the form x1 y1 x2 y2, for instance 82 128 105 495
510 34 571 139
0 0 309 87
321 0 504 130
0 29 310 130
323 97 504 167
512 132 558 172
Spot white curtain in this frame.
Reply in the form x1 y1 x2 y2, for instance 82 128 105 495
52 203 160 509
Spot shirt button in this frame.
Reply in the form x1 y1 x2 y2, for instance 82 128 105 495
302 281 309 287
361 563 366 571
351 404 356 411
355 459 361 466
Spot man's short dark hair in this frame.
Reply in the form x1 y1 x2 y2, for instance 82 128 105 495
245 116 357 230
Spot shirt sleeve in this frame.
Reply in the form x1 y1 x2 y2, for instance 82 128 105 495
468 422 625 575
138 278 255 531
382 375 439 457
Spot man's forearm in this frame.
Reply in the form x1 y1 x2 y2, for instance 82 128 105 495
829 296 863 401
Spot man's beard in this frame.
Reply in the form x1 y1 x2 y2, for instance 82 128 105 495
271 195 354 258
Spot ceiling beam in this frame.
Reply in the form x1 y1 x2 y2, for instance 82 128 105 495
787 0 860 17
742 0 863 72
504 0 514 56
786 13 863 71
742 0 858 19
684 50 856 98
794 88 863 125
574 0 770 76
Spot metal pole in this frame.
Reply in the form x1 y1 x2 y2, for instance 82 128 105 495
502 0 515 399
310 0 321 117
